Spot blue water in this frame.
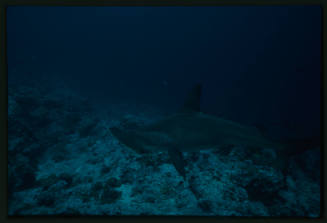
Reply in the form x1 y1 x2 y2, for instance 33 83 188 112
7 6 321 216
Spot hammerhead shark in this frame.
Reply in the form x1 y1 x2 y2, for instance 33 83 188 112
110 84 318 178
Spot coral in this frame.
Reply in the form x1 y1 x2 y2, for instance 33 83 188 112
198 199 213 213
244 178 283 206
36 192 56 207
37 174 59 190
13 156 37 191
101 165 111 174
120 168 135 185
63 207 82 215
105 177 121 188
100 188 122 204
159 183 176 197
78 121 99 138
59 173 73 188
131 184 144 197
7 83 320 216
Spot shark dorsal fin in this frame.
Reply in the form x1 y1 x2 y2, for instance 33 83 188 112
180 84 202 113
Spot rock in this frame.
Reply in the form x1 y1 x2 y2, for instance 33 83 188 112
106 177 121 188
244 176 284 206
198 199 212 213
100 188 122 204
59 173 73 188
36 192 56 207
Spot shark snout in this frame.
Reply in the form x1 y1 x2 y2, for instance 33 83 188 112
110 127 146 154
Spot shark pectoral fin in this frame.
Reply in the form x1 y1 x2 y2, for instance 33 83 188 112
168 149 186 178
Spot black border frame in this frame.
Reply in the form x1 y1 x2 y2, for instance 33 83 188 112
1 1 326 222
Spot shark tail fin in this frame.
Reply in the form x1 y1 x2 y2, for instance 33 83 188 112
180 83 202 113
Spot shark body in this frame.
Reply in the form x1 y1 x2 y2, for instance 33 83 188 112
110 84 313 178
112 112 279 153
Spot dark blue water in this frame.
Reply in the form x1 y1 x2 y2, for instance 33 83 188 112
7 6 321 136
7 6 321 216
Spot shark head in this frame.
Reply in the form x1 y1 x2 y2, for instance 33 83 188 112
110 127 149 153
109 84 205 153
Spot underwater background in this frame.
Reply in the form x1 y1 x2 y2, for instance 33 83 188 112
7 6 321 216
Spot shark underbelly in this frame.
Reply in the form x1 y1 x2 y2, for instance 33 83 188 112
166 126 277 152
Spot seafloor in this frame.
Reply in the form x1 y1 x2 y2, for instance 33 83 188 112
8 81 320 216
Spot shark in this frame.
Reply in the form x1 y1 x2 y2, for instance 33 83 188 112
110 84 318 178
